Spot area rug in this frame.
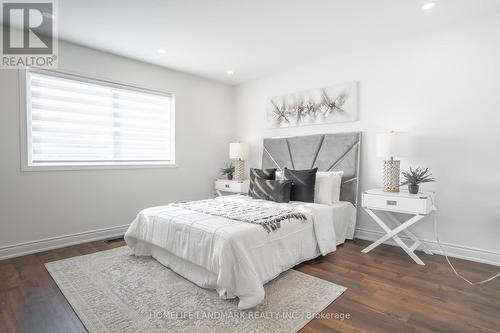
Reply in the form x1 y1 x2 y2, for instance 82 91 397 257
45 247 346 333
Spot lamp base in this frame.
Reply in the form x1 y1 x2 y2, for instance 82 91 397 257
383 159 400 192
234 160 245 182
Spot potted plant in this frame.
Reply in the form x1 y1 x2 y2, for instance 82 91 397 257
400 167 435 194
220 163 235 180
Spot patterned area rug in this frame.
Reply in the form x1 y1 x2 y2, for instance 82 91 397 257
46 247 346 333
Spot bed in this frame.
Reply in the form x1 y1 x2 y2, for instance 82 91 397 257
125 132 361 309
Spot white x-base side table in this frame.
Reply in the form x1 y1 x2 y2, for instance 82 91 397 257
361 189 436 265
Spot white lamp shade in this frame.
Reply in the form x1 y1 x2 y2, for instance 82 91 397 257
229 142 249 160
376 132 409 158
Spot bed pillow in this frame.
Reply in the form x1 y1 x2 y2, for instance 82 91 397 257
248 168 276 197
284 168 318 202
252 178 293 203
315 171 344 204
275 170 284 180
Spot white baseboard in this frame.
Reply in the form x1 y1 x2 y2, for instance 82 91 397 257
355 227 500 267
0 224 130 260
2 224 498 267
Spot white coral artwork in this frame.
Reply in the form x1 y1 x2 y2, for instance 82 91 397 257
267 82 358 128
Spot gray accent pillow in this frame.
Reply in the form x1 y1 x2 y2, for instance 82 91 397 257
248 168 276 197
284 168 318 202
252 178 293 203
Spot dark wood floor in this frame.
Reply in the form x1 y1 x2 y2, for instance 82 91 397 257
0 239 499 333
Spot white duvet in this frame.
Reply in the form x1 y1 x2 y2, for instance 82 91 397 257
124 195 356 309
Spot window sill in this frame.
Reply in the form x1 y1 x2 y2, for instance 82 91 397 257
21 162 178 172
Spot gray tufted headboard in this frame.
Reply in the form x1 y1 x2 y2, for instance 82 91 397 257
262 132 361 206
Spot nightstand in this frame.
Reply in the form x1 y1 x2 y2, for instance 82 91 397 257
214 179 249 196
361 188 437 265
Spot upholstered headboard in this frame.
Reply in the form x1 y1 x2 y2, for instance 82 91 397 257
262 132 361 206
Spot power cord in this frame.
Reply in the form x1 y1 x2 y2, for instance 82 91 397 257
431 198 500 285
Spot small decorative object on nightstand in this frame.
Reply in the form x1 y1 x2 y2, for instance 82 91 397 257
229 142 249 182
376 132 409 192
215 179 249 196
220 163 235 180
400 166 435 194
361 188 436 265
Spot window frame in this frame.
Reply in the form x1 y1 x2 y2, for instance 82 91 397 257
20 68 176 171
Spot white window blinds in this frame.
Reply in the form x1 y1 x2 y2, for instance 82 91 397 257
25 69 174 168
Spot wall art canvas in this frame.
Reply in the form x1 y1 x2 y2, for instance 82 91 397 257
267 82 358 128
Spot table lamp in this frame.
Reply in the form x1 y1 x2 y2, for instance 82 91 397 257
376 132 409 192
229 142 248 182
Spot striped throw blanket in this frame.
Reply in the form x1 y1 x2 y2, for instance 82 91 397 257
171 199 307 232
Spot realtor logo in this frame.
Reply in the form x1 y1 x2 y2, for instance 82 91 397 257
1 0 58 68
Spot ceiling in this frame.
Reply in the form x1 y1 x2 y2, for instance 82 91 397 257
52 0 500 84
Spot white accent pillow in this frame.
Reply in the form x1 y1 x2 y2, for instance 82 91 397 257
314 171 344 205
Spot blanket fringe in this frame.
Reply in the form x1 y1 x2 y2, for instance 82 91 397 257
171 199 307 233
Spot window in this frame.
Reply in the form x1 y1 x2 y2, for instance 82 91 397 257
22 68 175 170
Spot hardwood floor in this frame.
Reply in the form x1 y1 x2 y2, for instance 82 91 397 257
1 239 499 333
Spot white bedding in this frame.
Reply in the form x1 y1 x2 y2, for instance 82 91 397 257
124 195 356 309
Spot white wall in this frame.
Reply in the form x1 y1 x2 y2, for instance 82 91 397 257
0 41 233 257
233 14 500 265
